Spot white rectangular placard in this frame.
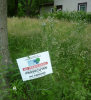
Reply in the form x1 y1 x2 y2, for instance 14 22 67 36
16 51 53 81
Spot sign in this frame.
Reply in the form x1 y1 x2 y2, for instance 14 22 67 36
16 51 53 81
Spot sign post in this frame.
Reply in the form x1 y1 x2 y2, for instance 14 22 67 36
16 51 53 81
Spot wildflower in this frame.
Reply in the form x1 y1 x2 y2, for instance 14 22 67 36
51 18 53 22
13 86 17 91
48 16 51 19
42 23 46 26
83 57 85 59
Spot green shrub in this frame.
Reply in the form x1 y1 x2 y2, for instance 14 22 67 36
43 10 91 23
86 13 91 22
17 2 25 17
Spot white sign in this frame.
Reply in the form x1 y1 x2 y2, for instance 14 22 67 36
16 51 53 81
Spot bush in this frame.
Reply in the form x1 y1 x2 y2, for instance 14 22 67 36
86 13 91 22
43 10 91 23
17 2 25 17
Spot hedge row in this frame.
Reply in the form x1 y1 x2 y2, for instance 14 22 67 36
43 11 91 23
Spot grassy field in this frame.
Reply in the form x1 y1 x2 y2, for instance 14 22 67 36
6 17 91 100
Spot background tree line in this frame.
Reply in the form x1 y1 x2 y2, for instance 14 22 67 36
7 0 54 17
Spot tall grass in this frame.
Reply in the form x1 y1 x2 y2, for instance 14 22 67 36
2 17 91 99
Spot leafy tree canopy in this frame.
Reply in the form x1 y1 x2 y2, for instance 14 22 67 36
7 0 54 17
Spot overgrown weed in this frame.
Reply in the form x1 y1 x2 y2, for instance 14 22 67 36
4 17 91 99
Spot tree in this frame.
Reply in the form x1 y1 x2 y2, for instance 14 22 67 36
7 0 18 16
15 0 19 16
26 0 33 16
0 0 12 99
7 0 54 17
30 0 54 16
7 0 15 16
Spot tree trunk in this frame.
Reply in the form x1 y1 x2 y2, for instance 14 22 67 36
26 0 28 17
0 0 12 99
14 0 18 16
28 0 32 16
26 0 33 17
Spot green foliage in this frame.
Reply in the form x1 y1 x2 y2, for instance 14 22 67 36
17 2 25 17
7 0 15 16
0 63 53 99
8 0 54 17
0 56 9 100
44 10 91 23
86 13 91 22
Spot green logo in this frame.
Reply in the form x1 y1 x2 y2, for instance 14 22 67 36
36 58 40 63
